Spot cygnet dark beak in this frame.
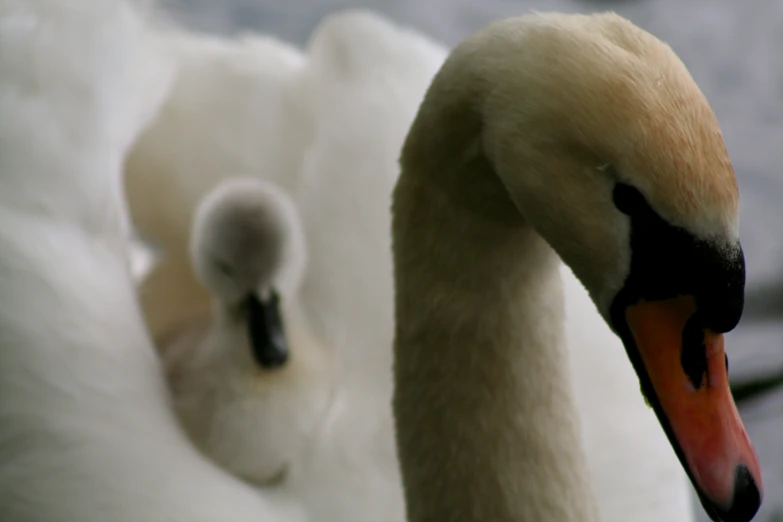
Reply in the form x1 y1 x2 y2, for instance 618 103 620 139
246 289 288 369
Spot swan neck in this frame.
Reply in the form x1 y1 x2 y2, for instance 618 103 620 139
391 63 597 521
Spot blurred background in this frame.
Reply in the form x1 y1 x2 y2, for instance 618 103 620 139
166 0 783 519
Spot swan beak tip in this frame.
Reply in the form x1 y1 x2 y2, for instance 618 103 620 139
703 464 762 522
625 296 763 522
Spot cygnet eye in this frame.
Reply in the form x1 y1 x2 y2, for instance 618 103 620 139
214 259 235 278
245 289 288 369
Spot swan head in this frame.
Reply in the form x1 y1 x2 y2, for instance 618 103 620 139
190 177 307 369
427 12 759 521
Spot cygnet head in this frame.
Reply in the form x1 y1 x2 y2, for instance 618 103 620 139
163 177 333 487
190 177 307 369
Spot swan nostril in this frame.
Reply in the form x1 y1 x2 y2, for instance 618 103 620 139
246 290 289 369
681 315 707 389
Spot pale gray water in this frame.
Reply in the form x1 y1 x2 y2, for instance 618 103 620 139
169 1 783 519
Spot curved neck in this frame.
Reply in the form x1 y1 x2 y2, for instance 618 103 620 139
391 63 597 521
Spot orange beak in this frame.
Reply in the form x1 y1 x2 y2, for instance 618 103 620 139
626 296 762 521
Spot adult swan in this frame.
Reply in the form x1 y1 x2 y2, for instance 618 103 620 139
391 12 762 522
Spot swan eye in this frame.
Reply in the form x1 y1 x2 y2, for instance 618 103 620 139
612 182 652 217
245 290 289 369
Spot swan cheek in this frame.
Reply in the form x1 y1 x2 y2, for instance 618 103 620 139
625 296 762 522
